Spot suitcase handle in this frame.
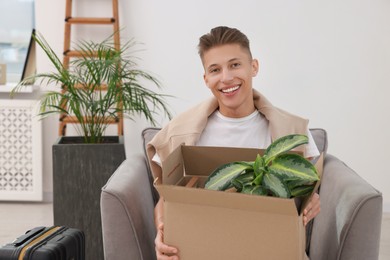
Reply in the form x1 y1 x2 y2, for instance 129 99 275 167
13 226 47 246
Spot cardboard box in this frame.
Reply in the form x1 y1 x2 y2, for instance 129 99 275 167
156 145 323 260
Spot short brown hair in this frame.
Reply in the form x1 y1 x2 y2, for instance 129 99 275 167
198 26 252 60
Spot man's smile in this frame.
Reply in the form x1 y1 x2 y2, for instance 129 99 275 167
220 85 241 94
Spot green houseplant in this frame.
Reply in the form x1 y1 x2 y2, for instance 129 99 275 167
205 134 319 198
12 31 172 260
13 31 172 143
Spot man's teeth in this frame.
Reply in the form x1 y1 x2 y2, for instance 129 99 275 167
221 86 240 93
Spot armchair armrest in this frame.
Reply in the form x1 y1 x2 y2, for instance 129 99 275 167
101 154 157 260
310 154 382 260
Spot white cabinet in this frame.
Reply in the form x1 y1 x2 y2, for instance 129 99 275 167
0 99 42 201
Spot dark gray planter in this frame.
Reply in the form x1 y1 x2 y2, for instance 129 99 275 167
53 136 126 260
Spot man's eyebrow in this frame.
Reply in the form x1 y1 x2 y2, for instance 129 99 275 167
228 57 240 62
206 63 218 71
206 58 241 70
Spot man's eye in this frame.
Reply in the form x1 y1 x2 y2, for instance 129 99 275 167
231 63 240 68
209 68 219 73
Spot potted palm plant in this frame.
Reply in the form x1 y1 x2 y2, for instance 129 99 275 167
13 31 172 260
14 31 172 142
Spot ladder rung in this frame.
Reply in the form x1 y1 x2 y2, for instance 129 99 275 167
65 17 115 24
61 116 119 124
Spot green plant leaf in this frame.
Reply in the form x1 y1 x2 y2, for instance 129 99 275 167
234 171 255 184
231 178 244 191
268 154 319 182
263 134 308 165
252 171 264 186
231 171 255 191
262 173 290 198
242 185 268 196
290 185 314 197
253 154 264 176
205 162 253 191
286 178 314 191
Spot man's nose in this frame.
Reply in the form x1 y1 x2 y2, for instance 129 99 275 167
220 69 233 83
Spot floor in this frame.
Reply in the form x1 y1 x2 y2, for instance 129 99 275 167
0 203 389 259
0 202 53 246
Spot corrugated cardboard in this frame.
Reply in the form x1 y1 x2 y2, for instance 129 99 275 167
156 145 323 260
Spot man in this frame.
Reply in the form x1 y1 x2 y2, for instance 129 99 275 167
147 26 321 260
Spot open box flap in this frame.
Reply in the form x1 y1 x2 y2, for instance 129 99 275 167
161 144 184 185
182 145 263 176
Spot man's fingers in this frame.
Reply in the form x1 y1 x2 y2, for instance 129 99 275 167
156 250 179 260
310 193 321 217
155 228 179 260
303 193 321 226
156 244 179 260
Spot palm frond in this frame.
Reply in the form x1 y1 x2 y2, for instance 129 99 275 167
12 31 173 143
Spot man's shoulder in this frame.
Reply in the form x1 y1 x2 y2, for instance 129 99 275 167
168 97 218 125
150 97 218 146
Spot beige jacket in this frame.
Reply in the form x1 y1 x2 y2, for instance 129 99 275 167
147 89 309 181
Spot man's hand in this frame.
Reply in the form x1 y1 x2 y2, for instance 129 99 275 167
155 198 179 260
303 193 320 226
155 222 179 260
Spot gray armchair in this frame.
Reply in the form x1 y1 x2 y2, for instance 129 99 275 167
100 128 382 260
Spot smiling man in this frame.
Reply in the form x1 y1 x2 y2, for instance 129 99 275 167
147 26 320 260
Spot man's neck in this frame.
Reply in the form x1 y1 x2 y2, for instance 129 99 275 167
218 105 256 118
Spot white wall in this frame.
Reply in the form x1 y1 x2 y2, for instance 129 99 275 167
35 0 390 211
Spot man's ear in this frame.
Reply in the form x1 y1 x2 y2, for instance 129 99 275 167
203 73 210 88
252 59 259 77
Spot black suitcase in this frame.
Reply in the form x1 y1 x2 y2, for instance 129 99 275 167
0 226 85 260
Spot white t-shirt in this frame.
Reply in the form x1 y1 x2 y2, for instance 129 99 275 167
196 110 271 148
153 110 320 165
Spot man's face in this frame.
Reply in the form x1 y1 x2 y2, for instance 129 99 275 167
202 44 259 118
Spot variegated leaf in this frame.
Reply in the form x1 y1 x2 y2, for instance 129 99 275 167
264 134 308 165
252 171 264 186
286 178 314 191
262 173 290 198
242 185 268 196
234 171 255 185
290 185 314 197
231 178 244 191
253 154 264 176
205 162 253 191
268 154 319 182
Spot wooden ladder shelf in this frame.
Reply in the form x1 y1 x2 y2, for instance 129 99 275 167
60 0 122 136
